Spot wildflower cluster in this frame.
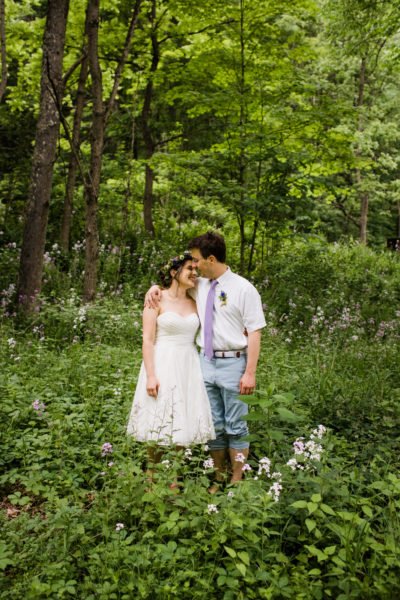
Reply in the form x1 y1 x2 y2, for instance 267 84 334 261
73 306 87 332
234 453 252 473
7 337 16 349
287 425 327 471
32 400 46 415
101 442 113 457
203 457 214 471
253 456 283 501
375 317 400 340
32 324 45 343
1 283 16 314
72 240 85 253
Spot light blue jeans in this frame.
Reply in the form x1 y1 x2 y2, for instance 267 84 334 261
200 353 249 450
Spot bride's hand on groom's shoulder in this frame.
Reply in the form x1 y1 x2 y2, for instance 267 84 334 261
144 285 161 308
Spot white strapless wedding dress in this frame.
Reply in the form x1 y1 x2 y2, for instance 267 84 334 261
127 312 215 446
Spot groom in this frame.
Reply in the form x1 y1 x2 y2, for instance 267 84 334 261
147 231 266 490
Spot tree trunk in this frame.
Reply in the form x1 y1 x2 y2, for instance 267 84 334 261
83 0 103 302
238 213 246 274
247 217 258 275
141 0 159 236
359 188 369 245
17 0 70 313
238 0 246 273
83 0 142 301
143 163 155 234
356 57 368 244
60 53 89 252
0 0 7 101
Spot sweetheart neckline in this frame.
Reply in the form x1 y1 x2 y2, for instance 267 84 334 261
158 311 198 320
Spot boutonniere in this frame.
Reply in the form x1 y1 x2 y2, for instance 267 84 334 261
218 291 228 306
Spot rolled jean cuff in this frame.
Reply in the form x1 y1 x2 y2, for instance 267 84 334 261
228 436 250 450
207 435 249 451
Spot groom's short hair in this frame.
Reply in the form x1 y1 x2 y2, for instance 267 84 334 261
188 231 226 263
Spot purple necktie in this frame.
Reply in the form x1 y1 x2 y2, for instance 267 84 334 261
204 279 218 359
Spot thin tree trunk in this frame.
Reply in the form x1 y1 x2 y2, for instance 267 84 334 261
356 57 368 244
0 0 7 101
238 0 246 273
247 218 258 275
83 0 142 301
238 213 246 274
60 53 89 252
17 0 70 313
141 0 159 236
83 0 103 302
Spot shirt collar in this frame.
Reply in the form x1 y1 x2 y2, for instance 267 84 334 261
213 266 231 284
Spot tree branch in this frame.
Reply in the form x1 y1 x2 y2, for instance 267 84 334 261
159 18 236 45
332 199 359 226
62 52 87 86
104 0 142 125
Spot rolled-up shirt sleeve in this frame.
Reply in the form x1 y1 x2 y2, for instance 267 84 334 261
241 284 266 333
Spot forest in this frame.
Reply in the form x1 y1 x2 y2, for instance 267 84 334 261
1 1 400 598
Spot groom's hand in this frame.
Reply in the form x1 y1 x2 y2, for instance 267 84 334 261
239 372 256 395
144 285 161 308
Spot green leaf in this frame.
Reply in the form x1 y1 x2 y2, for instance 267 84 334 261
224 546 236 558
305 545 328 562
236 563 246 577
238 551 250 566
320 503 336 516
307 502 319 514
243 412 264 421
361 505 373 518
241 395 260 405
269 430 285 441
291 500 308 509
311 494 322 503
276 407 303 422
305 518 316 532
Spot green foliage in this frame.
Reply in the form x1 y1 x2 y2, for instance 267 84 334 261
263 239 400 327
1 242 400 597
2 0 400 264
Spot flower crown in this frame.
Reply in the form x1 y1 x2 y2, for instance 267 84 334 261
162 250 192 273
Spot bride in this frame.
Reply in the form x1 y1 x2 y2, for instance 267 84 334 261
127 251 215 470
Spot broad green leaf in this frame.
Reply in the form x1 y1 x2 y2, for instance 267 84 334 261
238 551 250 566
361 505 373 518
291 500 308 509
276 407 303 422
224 546 236 558
320 503 336 516
305 518 316 532
305 545 328 562
311 494 322 503
307 502 319 514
